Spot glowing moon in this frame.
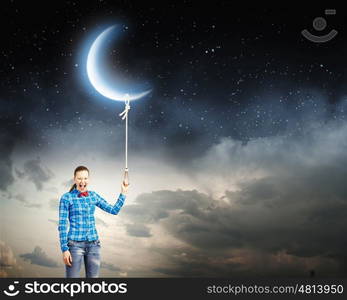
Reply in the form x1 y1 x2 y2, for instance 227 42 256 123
86 25 151 101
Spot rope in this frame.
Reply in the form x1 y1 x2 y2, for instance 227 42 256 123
119 95 130 184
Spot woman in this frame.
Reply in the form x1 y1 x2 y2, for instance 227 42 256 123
58 165 128 278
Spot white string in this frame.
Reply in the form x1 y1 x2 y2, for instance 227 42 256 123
119 95 130 172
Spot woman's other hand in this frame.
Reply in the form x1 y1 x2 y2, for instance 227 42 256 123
63 250 72 267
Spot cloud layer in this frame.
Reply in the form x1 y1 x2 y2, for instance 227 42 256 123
122 120 347 276
2 108 347 277
16 158 54 191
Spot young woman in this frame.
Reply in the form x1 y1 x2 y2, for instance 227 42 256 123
58 165 128 278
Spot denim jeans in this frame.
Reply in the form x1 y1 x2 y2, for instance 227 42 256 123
65 239 101 278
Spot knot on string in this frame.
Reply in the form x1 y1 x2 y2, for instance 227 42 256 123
119 101 130 120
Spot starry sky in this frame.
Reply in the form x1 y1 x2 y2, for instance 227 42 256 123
1 1 347 277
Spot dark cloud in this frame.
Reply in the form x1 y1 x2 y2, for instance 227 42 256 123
100 262 121 272
0 134 15 191
17 158 54 190
123 121 347 276
150 246 337 277
151 247 243 277
0 95 41 192
15 168 25 179
125 223 152 237
14 194 42 208
129 187 346 276
20 246 58 268
43 117 125 159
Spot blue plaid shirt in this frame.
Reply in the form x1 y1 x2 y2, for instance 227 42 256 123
58 189 126 252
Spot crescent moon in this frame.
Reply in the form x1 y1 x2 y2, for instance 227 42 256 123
86 25 151 101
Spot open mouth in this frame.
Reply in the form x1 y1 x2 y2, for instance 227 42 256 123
79 184 87 189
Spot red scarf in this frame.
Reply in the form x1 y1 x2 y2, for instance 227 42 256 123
78 191 89 197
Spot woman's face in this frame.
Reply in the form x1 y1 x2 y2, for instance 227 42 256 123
74 170 89 192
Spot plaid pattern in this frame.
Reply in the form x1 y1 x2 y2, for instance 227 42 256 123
58 189 126 252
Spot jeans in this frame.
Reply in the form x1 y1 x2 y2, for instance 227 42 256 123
65 239 101 278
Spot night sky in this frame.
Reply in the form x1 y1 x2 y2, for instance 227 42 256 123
2 2 347 157
1 1 347 277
